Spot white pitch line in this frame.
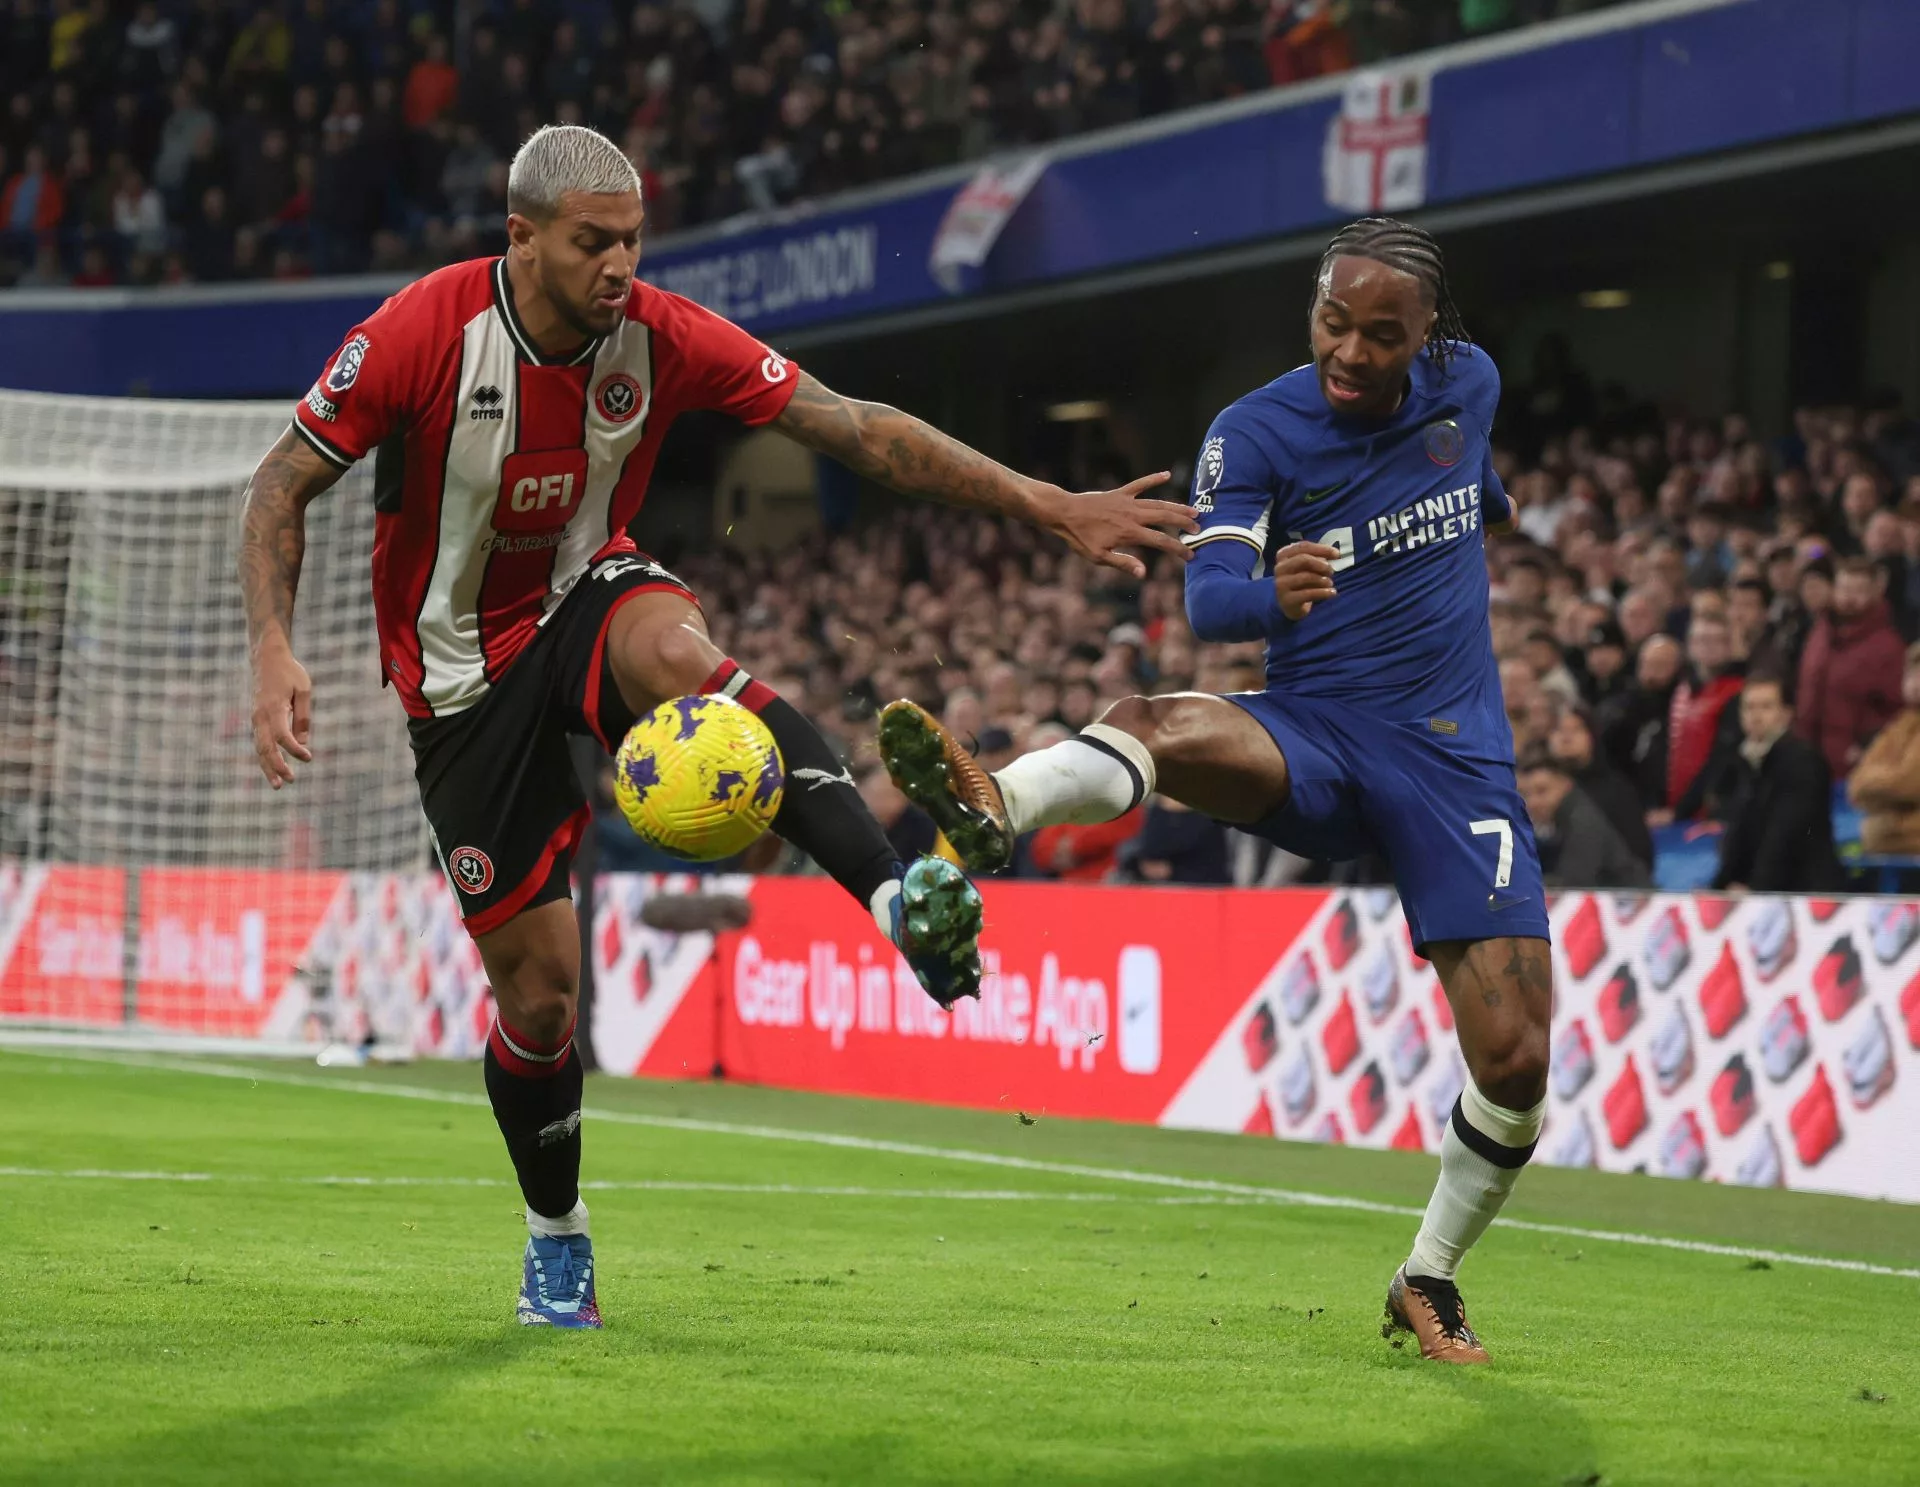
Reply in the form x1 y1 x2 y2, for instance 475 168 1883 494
10 1046 1920 1281
0 1166 1267 1204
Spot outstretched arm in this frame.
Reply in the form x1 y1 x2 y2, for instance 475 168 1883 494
773 371 1197 578
238 427 346 788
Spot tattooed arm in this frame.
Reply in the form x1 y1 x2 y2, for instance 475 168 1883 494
239 427 346 788
773 372 1197 578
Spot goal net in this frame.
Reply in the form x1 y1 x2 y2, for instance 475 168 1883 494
0 389 439 1046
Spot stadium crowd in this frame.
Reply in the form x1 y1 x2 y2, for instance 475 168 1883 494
1 0 1627 288
596 362 1920 894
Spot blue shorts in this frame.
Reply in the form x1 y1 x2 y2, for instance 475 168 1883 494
1227 691 1551 952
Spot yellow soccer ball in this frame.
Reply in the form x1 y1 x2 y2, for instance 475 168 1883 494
613 694 786 861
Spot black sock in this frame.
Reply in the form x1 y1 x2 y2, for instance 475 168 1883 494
702 660 900 909
483 1017 584 1223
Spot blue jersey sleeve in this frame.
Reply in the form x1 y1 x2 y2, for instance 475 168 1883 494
1483 453 1515 529
1456 345 1512 529
1182 411 1286 642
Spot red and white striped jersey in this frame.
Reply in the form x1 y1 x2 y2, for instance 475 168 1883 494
290 256 799 718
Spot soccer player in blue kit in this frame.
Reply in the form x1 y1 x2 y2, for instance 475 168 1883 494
878 219 1551 1364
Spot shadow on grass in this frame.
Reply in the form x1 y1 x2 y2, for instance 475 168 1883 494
19 1329 1598 1487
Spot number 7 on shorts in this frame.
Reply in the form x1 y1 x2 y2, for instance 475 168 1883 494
1470 817 1513 889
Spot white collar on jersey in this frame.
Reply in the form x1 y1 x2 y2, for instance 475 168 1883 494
491 257 605 369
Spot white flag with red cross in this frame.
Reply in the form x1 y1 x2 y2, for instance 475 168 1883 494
1323 65 1432 215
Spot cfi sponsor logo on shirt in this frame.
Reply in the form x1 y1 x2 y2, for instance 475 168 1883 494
303 385 339 423
325 332 370 395
760 352 790 384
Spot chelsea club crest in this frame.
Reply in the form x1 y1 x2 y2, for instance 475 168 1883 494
1423 419 1464 467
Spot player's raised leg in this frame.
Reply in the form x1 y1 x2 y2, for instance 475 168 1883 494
1383 935 1550 1364
473 899 601 1328
605 590 983 1006
878 690 1292 871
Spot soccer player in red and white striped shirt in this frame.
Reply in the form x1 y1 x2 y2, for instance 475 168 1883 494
238 124 1195 1327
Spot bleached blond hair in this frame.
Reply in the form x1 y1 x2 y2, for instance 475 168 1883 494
507 125 642 219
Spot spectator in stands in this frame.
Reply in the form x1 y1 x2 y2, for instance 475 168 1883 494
1711 674 1846 892
1832 470 1887 558
1617 585 1667 653
123 3 179 89
1848 642 1920 855
1796 555 1905 777
1029 804 1146 882
0 144 63 261
1546 702 1652 872
69 240 114 285
1726 576 1774 668
1121 796 1231 884
1265 1 1353 86
152 81 215 204
182 183 233 280
1685 501 1734 587
1864 506 1917 638
1577 616 1630 709
1523 625 1580 703
109 163 164 256
1518 749 1650 889
404 32 460 131
1663 610 1744 814
858 764 939 863
1600 632 1680 811
17 239 66 285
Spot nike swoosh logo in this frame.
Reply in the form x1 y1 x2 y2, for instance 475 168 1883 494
1488 895 1529 912
1302 483 1347 504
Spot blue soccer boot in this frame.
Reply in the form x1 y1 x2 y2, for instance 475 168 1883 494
516 1231 602 1329
890 856 985 1009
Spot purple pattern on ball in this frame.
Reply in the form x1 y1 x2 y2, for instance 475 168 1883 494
622 751 661 800
672 695 708 740
710 768 746 804
752 753 782 809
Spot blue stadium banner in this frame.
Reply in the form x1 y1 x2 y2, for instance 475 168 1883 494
4 0 1917 396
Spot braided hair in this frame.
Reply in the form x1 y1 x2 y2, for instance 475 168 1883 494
1313 217 1471 372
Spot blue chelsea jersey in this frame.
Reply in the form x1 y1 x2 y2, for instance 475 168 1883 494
1182 342 1514 746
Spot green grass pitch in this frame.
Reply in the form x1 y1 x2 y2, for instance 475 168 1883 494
0 1047 1914 1485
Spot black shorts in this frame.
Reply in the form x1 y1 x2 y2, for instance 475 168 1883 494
410 550 696 938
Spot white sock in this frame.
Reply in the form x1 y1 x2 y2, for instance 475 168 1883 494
1405 1082 1543 1281
992 724 1156 835
869 877 902 939
527 1198 590 1239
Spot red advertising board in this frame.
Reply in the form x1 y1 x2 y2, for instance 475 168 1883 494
8 858 1920 1204
711 877 1325 1122
0 863 125 1024
135 869 343 1035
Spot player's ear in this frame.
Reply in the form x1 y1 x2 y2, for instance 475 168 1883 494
505 212 539 256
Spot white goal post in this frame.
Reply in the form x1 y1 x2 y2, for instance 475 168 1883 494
0 389 436 1047
0 388 424 870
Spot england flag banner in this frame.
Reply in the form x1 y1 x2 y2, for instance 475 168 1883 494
1323 65 1431 215
929 153 1050 295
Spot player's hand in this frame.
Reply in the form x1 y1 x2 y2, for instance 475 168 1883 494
1271 541 1341 620
1039 472 1199 579
250 641 313 789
